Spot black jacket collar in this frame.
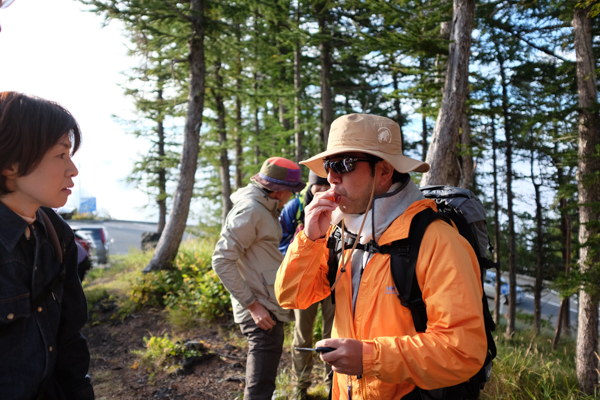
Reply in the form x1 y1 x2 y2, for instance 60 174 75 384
0 201 49 252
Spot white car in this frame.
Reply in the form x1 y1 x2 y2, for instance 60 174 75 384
484 270 525 304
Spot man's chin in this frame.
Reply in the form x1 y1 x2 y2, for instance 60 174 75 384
339 204 356 214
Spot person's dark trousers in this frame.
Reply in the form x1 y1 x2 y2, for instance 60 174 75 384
239 317 285 400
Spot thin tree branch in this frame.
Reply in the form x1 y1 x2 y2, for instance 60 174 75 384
334 84 387 94
160 0 192 23
491 21 570 62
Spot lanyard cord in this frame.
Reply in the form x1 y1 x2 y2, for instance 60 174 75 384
330 163 378 292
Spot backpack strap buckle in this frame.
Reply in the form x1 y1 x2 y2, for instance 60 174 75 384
363 241 380 254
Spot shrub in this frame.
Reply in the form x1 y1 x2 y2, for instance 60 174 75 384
133 333 203 374
129 239 232 325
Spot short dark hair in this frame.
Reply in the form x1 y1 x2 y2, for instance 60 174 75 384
0 92 81 195
367 155 409 184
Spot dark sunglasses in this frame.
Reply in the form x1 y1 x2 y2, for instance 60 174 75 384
323 156 374 174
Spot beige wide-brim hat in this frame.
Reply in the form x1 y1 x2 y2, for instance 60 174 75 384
301 113 430 177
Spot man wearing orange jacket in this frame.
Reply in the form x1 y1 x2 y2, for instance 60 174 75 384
275 114 487 399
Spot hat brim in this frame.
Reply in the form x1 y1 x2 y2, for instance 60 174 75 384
251 174 306 193
300 147 430 178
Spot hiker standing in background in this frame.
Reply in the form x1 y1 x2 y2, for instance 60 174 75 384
279 171 335 399
212 157 305 400
0 92 94 400
275 114 487 400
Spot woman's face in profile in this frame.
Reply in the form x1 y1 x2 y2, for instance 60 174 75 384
2 134 78 216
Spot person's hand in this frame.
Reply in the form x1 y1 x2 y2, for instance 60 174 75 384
316 338 363 376
247 301 276 330
304 188 340 241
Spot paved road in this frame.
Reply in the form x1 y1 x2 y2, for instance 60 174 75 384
486 273 580 330
68 219 194 256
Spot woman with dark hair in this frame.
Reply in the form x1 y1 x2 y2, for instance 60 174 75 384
0 92 94 400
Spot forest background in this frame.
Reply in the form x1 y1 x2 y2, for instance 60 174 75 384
77 0 600 395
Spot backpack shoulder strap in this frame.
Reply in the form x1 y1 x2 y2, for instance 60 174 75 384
40 209 63 264
31 208 68 312
326 224 343 304
381 208 450 332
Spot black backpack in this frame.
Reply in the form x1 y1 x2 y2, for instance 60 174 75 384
326 185 497 400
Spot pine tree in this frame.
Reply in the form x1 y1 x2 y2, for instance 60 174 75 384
573 4 600 393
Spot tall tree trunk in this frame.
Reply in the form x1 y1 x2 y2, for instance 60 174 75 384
552 300 569 350
531 150 543 335
421 0 475 186
573 6 600 394
213 61 233 227
254 100 260 166
435 1 452 89
553 157 574 348
420 61 428 163
458 112 473 189
234 23 243 191
294 3 303 164
279 98 290 131
491 114 501 325
392 69 405 152
316 2 333 148
275 1 290 135
145 0 205 272
234 88 243 191
156 88 167 234
498 52 517 338
561 195 572 335
421 101 428 162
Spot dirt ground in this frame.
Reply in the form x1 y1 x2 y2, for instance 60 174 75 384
82 301 326 400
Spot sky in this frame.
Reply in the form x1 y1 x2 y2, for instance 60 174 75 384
0 0 159 221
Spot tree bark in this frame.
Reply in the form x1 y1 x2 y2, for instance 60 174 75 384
435 1 451 90
421 100 428 163
234 88 243 191
392 70 405 152
294 3 303 164
316 1 333 148
498 52 517 338
561 196 572 335
421 0 475 186
491 113 502 325
145 0 205 272
254 99 260 166
531 150 543 335
213 61 233 227
573 6 600 394
458 112 473 189
552 300 569 350
156 87 167 234
234 23 243 191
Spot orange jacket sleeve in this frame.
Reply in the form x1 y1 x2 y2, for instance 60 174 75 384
275 228 333 310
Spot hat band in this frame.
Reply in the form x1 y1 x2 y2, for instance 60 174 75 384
258 172 300 187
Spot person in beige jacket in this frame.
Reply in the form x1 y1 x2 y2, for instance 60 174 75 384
212 157 305 400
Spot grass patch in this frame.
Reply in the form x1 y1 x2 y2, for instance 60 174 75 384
131 333 203 375
284 322 295 348
83 249 152 296
83 248 152 322
481 315 598 400
273 368 294 399
223 325 248 350
85 288 110 311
